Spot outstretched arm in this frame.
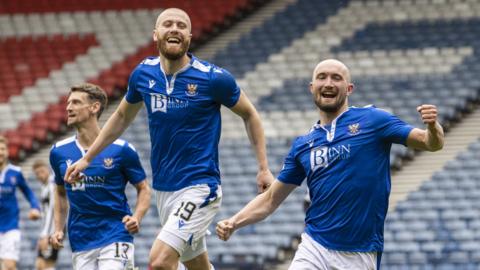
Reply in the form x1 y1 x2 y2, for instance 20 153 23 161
216 180 296 241
230 91 274 193
407 104 444 151
64 98 143 183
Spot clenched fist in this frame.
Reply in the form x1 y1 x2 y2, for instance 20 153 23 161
216 219 236 241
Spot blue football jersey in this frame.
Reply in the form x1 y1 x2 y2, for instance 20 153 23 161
0 164 40 232
125 54 241 191
49 136 146 252
278 106 414 252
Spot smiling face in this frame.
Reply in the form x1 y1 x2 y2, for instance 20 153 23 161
310 59 354 113
153 8 192 60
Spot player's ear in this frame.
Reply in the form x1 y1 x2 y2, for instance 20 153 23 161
152 29 158 42
90 101 101 116
347 83 354 96
309 82 314 94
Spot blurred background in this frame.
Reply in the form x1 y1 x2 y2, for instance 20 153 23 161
1 0 480 269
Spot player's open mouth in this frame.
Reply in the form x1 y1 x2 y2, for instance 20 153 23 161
167 37 181 44
321 92 337 98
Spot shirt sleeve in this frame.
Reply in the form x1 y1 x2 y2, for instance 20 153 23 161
374 108 414 146
17 172 41 210
125 67 143 104
121 143 147 185
210 67 241 108
49 147 64 185
277 138 306 186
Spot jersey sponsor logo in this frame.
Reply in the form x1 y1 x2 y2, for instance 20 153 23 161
310 144 351 171
0 186 14 194
150 93 189 113
103 158 114 169
185 83 198 96
151 93 167 113
71 179 86 191
348 123 360 135
72 175 106 191
66 159 73 167
149 80 156 89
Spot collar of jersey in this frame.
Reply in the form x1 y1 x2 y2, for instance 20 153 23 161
159 53 194 95
312 108 350 142
74 136 87 157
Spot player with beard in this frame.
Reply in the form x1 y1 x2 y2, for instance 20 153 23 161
64 8 274 270
216 59 445 269
49 83 151 270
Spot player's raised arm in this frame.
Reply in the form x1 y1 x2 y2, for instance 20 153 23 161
230 91 275 193
216 180 296 241
406 104 444 151
64 98 143 183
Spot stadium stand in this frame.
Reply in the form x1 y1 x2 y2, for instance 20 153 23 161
5 0 480 269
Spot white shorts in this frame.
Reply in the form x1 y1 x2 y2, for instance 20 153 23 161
155 184 222 262
0 229 21 261
72 242 134 270
289 233 377 270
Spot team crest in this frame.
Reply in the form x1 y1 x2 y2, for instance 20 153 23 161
103 158 114 169
348 123 360 135
186 83 198 96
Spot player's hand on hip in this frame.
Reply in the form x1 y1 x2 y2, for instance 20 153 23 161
65 158 90 184
417 104 438 126
216 219 236 241
257 169 274 194
50 231 64 249
122 215 140 234
28 209 41 220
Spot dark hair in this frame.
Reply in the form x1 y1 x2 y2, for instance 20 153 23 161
32 159 49 170
70 83 108 118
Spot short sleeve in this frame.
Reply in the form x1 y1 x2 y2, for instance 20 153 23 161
121 143 147 185
125 67 143 104
210 67 241 108
374 108 414 145
49 147 64 185
277 138 306 186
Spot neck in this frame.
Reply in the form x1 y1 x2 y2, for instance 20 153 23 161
75 120 100 149
0 161 7 171
319 103 349 126
159 54 190 75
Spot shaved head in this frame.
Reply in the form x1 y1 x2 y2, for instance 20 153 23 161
312 59 351 83
155 8 191 31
